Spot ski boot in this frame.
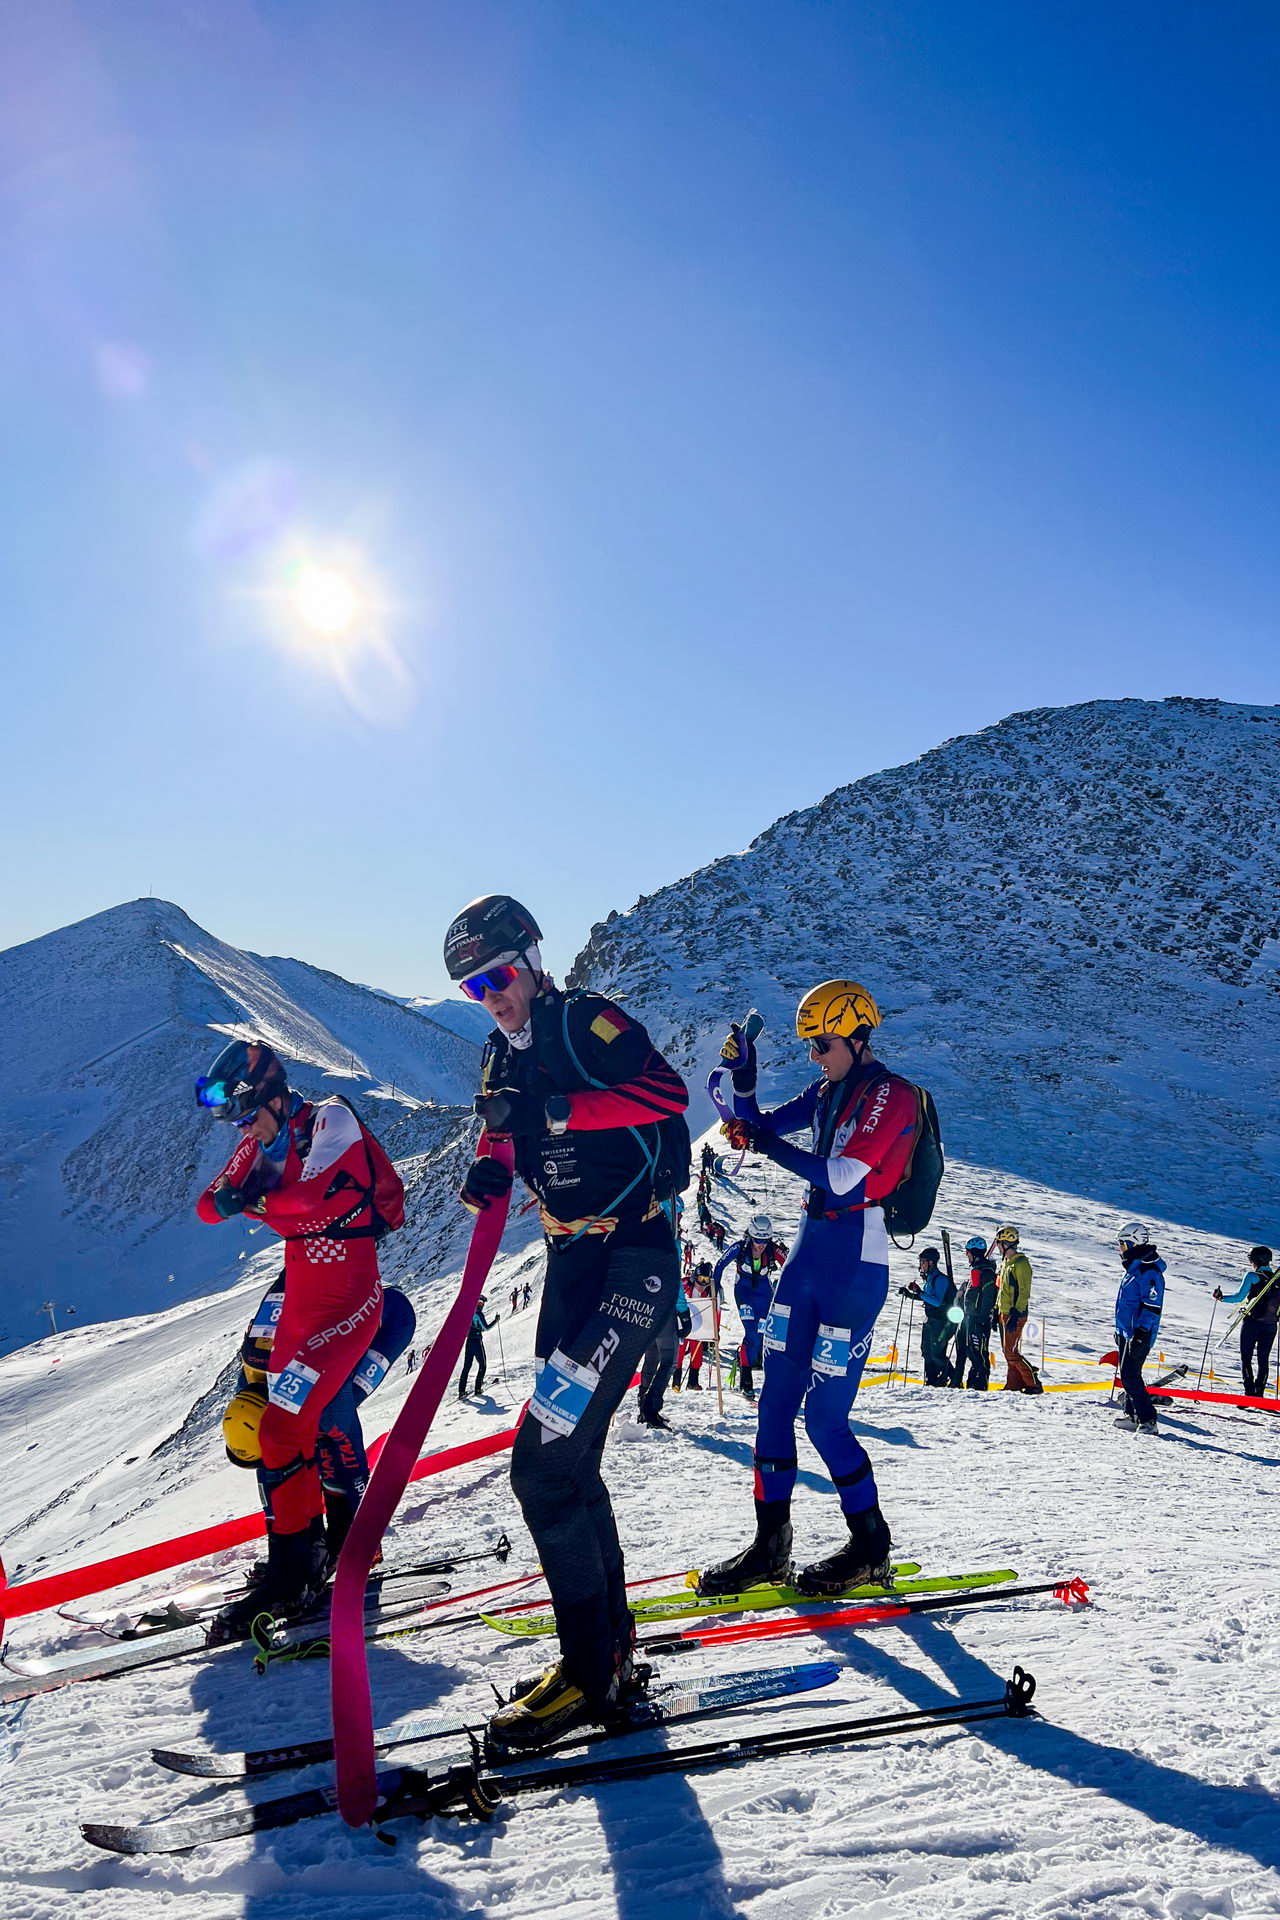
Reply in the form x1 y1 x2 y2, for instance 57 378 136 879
640 1411 672 1431
487 1648 654 1755
207 1518 328 1646
696 1500 793 1596
793 1505 894 1598
321 1497 383 1578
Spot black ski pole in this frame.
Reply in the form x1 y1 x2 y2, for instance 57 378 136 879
903 1294 916 1385
495 1316 508 1383
1196 1296 1218 1390
380 1668 1039 1827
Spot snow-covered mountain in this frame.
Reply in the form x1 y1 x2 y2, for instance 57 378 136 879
569 696 1280 1239
0 898 483 1355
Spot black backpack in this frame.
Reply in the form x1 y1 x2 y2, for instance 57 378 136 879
883 1085 945 1243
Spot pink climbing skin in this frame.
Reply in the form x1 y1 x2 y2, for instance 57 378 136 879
330 1134 516 1828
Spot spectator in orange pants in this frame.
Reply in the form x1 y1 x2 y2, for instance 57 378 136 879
994 1226 1043 1394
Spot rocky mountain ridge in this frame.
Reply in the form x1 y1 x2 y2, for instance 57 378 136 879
569 696 1280 1238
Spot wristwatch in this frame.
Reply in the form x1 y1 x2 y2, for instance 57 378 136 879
544 1093 572 1136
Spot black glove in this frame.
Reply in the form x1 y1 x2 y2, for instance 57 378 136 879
212 1183 248 1219
460 1155 515 1213
474 1089 539 1137
1212 1287 1224 1301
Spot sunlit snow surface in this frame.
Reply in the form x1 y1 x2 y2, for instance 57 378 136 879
0 1136 1276 1918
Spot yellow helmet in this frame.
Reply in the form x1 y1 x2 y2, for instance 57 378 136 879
222 1386 267 1467
796 980 881 1043
995 1224 1020 1248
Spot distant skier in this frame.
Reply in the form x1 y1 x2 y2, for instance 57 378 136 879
900 1246 957 1386
1114 1222 1165 1432
195 1039 403 1640
956 1236 998 1390
1213 1246 1278 1396
701 1141 717 1176
714 1215 787 1400
995 1226 1042 1394
510 1285 520 1316
699 982 925 1599
681 1264 718 1388
459 1295 498 1397
405 1348 417 1374
522 1280 533 1310
443 893 687 1748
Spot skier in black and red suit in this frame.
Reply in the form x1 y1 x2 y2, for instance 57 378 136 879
443 893 688 1750
195 1038 402 1641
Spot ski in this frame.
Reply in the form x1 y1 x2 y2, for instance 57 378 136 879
150 1656 838 1779
640 1577 1088 1652
368 1665 1039 1831
62 1570 451 1643
59 1535 511 1638
480 1564 1018 1636
86 1660 842 1848
0 1568 542 1707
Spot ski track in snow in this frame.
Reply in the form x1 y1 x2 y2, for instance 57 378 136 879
1 1137 1277 1918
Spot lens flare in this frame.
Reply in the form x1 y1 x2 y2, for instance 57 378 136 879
290 564 360 637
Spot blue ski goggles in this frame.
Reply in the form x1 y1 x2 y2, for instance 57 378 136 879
459 963 521 1002
196 1077 263 1125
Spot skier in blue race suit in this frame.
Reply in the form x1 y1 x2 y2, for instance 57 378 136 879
714 1214 786 1400
699 981 924 1598
1114 1222 1166 1433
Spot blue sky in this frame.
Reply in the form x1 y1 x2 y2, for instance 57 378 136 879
2 1 1276 996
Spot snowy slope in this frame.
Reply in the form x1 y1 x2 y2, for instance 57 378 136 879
0 898 481 1355
1 1135 1277 1918
569 696 1280 1240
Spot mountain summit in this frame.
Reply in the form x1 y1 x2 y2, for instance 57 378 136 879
570 696 1280 1236
0 899 480 1353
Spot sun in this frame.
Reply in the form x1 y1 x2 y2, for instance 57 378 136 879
290 563 361 637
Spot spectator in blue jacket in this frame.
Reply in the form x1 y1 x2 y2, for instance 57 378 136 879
1213 1246 1279 1397
901 1247 958 1385
1114 1222 1165 1433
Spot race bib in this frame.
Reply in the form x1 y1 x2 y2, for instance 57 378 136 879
762 1301 791 1355
529 1348 599 1439
267 1358 321 1414
249 1291 285 1344
350 1346 390 1398
812 1323 852 1377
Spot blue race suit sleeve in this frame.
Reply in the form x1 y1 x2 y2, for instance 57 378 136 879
1220 1274 1252 1304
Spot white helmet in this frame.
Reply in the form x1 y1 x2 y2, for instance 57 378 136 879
1117 1221 1151 1249
748 1215 771 1239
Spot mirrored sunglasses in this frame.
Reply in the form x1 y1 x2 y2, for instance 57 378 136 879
460 963 521 1002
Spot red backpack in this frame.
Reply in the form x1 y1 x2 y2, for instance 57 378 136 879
321 1096 406 1240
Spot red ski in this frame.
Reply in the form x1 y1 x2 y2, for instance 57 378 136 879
330 1135 516 1828
640 1578 1089 1652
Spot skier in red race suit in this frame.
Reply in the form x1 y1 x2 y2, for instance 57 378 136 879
443 893 689 1750
195 1038 402 1641
699 981 922 1598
